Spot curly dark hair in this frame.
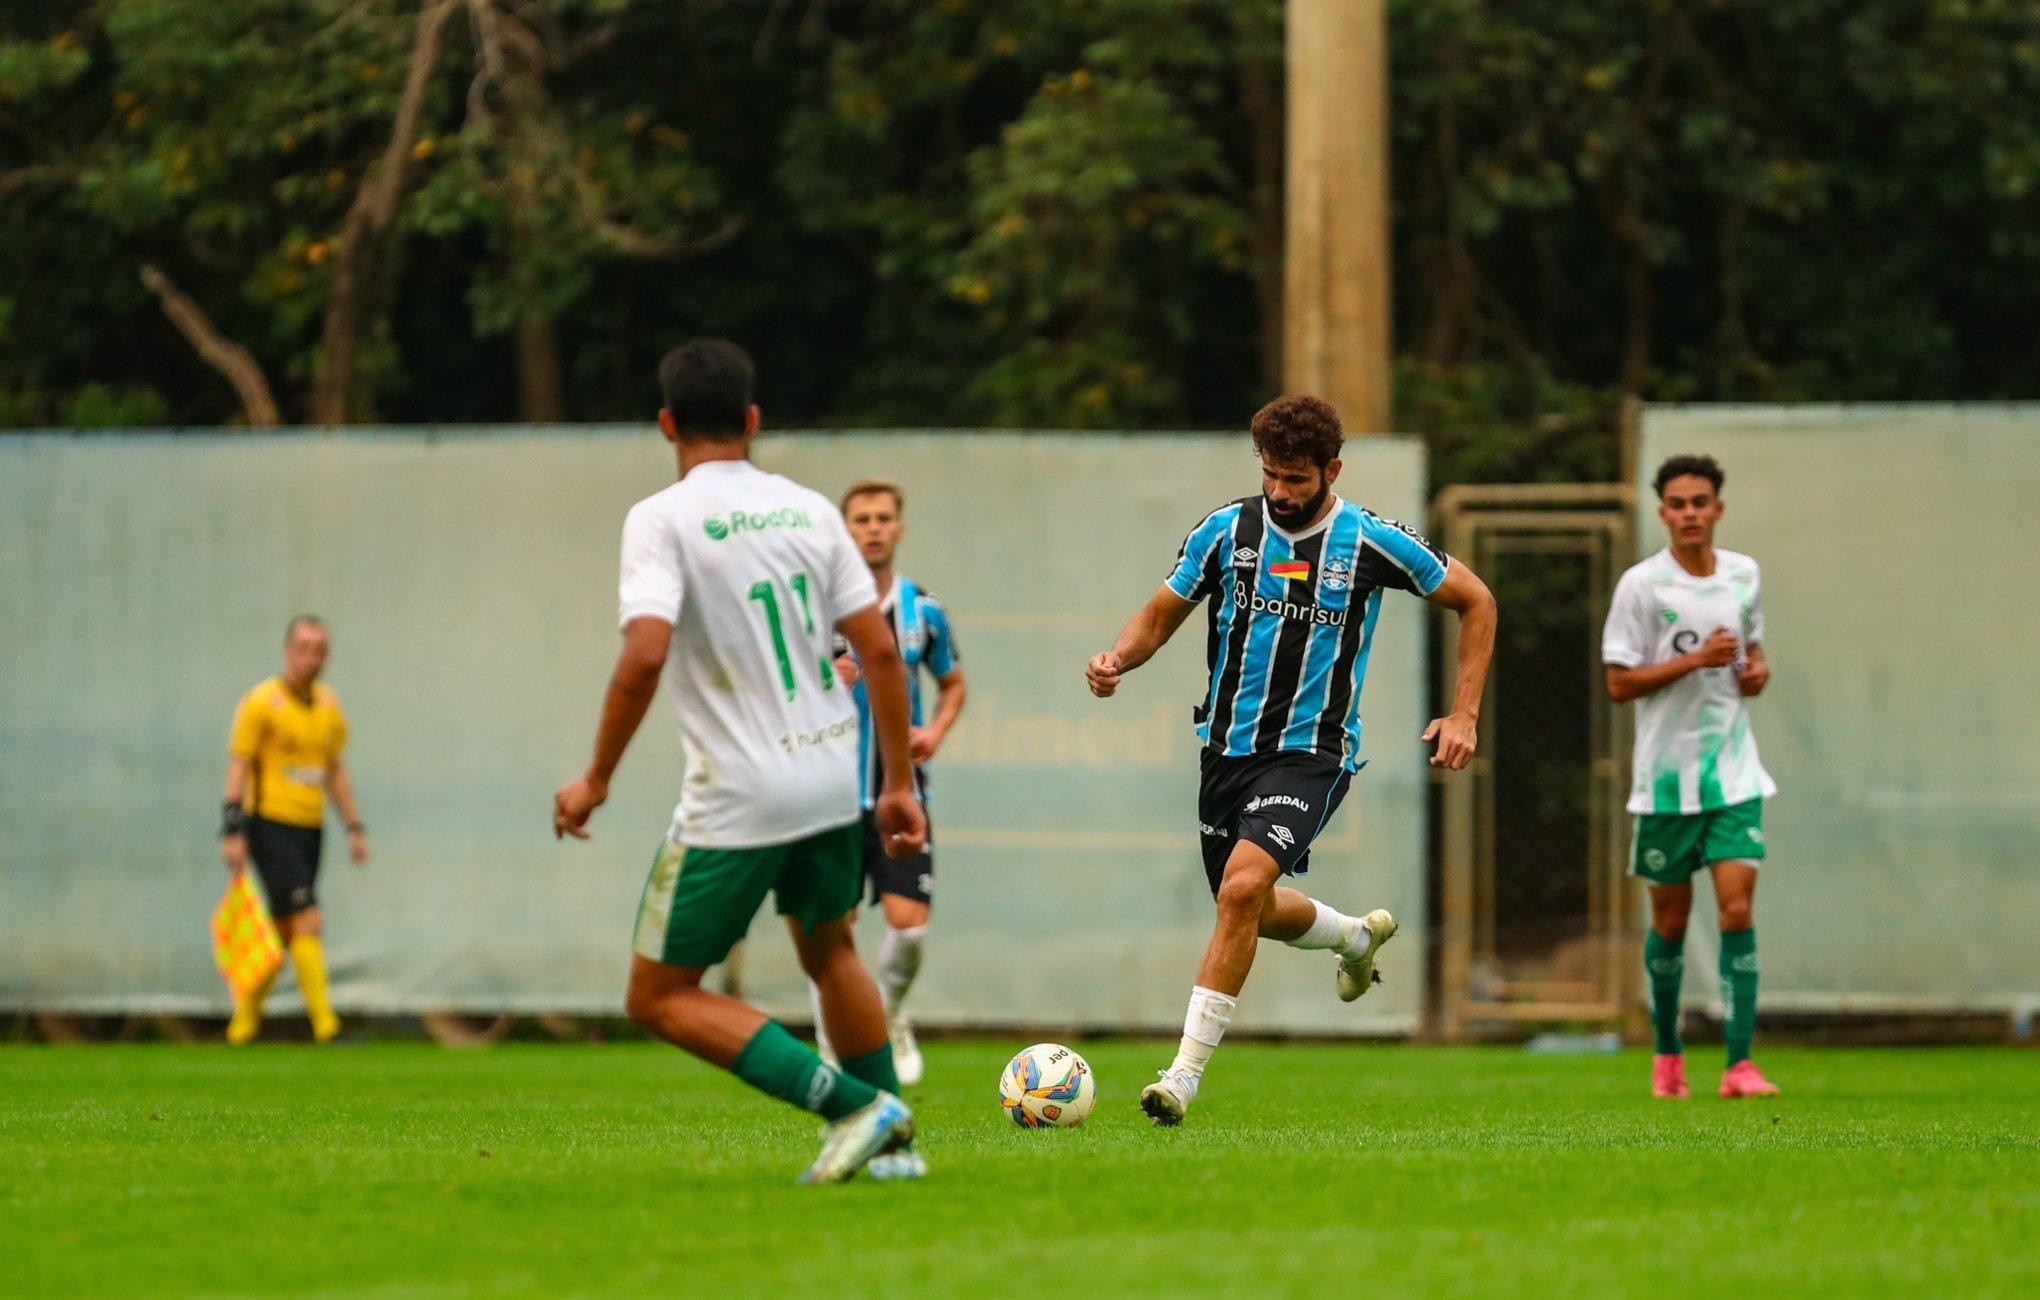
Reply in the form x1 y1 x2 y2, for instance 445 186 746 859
1653 454 1724 498
1250 395 1344 468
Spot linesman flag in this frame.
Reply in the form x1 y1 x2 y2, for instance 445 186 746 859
211 871 284 1000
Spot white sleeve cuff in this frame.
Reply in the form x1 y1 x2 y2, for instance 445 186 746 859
1601 648 1644 668
618 604 677 630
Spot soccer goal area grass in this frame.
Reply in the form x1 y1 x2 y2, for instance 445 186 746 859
3 1041 2035 1298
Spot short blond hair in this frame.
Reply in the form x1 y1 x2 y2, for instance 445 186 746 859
840 477 905 515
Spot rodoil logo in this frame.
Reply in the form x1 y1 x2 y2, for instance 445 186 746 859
703 506 813 541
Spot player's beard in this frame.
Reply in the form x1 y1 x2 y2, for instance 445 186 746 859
1265 479 1330 530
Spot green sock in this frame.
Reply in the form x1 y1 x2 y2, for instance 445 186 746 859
1720 928 1759 1066
1644 930 1685 1056
731 1021 878 1122
839 1041 899 1096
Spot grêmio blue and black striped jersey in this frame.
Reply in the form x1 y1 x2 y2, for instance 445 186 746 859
1166 496 1448 772
836 574 960 811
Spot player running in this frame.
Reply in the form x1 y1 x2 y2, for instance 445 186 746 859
1603 454 1780 1100
1086 395 1497 1126
812 478 967 1088
553 340 931 1183
219 616 369 1046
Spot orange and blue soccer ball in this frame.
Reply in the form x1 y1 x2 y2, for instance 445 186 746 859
999 1043 1097 1128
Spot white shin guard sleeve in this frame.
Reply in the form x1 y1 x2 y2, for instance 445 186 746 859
1171 985 1238 1078
1287 899 1350 952
877 925 926 1010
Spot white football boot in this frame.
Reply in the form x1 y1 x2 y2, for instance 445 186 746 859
866 1144 930 1180
889 1013 924 1088
800 1092 914 1185
1335 908 1399 1002
1139 1067 1200 1127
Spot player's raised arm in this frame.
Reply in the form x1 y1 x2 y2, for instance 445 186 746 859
1087 585 1198 698
839 602 927 859
1421 558 1498 770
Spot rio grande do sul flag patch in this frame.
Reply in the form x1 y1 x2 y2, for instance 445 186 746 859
1269 560 1310 582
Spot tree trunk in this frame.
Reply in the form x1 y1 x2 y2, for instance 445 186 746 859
310 0 459 425
515 314 563 422
1284 0 1392 434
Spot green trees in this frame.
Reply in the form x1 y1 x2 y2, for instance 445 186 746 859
1 1 2033 448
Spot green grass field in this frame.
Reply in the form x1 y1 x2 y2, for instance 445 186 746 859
3 1041 2035 1298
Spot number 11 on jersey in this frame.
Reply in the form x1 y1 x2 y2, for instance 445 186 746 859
747 572 837 701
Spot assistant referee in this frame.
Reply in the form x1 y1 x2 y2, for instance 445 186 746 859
219 615 369 1045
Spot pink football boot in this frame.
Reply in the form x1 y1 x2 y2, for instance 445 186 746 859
1719 1059 1781 1098
1651 1053 1689 1099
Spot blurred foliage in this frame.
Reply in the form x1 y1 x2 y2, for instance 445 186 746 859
1 1 2034 479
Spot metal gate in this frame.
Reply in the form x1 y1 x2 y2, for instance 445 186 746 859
1430 485 1636 1038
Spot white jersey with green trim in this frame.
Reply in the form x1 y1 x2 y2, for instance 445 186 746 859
616 460 878 847
1602 547 1778 815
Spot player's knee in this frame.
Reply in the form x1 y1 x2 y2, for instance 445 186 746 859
623 981 661 1029
1718 899 1754 932
883 897 930 930
792 922 857 981
624 964 702 1028
1215 871 1271 924
793 945 837 982
294 907 323 938
1648 899 1689 941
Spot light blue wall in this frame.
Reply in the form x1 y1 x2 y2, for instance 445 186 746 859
1639 405 2040 1012
0 429 1433 1032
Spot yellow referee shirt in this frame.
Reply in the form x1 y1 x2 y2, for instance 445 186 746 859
229 677 349 829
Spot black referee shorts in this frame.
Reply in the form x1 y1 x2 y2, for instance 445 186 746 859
861 809 934 910
1197 748 1352 895
246 816 323 919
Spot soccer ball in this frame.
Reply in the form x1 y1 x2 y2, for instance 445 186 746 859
999 1043 1096 1128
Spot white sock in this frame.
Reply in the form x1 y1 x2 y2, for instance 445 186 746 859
806 979 835 1062
1287 899 1371 956
1167 985 1237 1080
877 925 925 1014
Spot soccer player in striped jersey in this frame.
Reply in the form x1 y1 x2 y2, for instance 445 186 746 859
1603 454 1779 1100
1086 395 1497 1126
815 478 967 1089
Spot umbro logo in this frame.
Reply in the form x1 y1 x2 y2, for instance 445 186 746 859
1266 825 1296 850
1232 546 1259 567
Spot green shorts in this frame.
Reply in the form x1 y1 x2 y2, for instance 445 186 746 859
631 821 862 968
1631 798 1766 884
